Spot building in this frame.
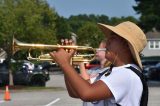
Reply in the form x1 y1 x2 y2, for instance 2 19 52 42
0 48 7 63
142 30 160 57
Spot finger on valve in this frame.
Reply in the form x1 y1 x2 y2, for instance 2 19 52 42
64 38 69 52
64 38 69 45
61 39 64 45
69 39 73 45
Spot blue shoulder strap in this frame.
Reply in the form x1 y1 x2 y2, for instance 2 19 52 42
95 68 109 81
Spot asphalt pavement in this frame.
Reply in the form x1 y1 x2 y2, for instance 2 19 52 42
0 73 160 106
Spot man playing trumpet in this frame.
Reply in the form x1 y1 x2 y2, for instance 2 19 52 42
50 21 148 106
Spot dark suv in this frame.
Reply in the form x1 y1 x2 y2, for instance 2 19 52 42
13 60 50 86
147 63 160 80
142 60 160 80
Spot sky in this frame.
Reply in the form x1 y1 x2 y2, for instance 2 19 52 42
46 0 140 19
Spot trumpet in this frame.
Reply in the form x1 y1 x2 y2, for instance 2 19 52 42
27 53 95 63
12 38 96 63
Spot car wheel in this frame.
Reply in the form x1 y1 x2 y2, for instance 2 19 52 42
30 75 46 87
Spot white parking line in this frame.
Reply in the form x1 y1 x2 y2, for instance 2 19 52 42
45 98 60 106
0 100 5 103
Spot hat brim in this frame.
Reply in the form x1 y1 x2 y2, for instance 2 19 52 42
128 43 142 69
98 23 142 69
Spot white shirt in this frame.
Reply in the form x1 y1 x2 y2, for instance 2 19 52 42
83 64 143 106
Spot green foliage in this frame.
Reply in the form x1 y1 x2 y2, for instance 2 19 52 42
67 14 137 34
67 14 110 33
66 14 137 47
77 22 104 48
0 0 57 52
133 0 160 32
110 16 138 25
0 0 58 64
55 16 71 41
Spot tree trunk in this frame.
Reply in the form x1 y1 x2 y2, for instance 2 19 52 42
9 69 14 86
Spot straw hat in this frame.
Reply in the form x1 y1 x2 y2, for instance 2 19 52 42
98 21 147 69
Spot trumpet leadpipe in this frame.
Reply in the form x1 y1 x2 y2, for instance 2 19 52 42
12 38 94 54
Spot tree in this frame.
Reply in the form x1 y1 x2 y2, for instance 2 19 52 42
77 22 104 48
68 15 87 34
67 14 138 47
0 0 58 57
0 0 57 44
55 16 71 41
133 0 160 32
98 15 110 24
110 16 138 25
0 0 57 85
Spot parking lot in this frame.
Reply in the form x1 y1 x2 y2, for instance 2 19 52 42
0 73 160 106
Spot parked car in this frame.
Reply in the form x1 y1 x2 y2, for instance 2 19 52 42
41 61 62 72
0 60 9 86
13 60 50 86
29 63 50 86
41 61 81 73
142 60 159 69
147 63 160 81
142 60 160 80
